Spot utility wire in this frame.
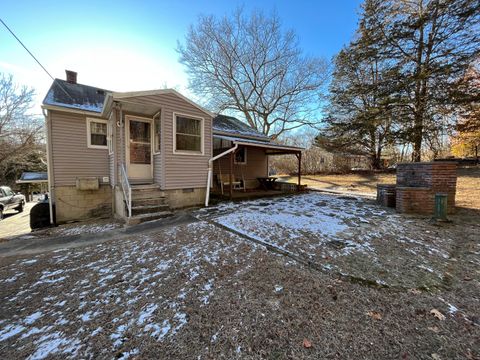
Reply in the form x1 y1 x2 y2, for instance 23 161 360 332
0 17 74 101
0 17 55 80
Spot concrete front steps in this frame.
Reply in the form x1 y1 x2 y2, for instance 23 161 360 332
126 184 173 225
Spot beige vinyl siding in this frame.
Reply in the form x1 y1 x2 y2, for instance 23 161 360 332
117 93 212 190
213 146 268 183
109 153 115 186
50 110 109 186
153 153 162 185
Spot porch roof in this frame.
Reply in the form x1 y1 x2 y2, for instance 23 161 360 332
214 134 303 154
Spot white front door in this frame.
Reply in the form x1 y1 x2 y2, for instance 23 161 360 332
126 116 153 181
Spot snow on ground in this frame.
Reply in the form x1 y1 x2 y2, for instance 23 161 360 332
0 221 261 359
55 223 121 236
196 193 457 288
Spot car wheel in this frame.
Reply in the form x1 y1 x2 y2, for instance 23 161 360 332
0 208 3 220
17 201 24 213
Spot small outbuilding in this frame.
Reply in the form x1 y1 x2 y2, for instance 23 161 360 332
16 172 48 201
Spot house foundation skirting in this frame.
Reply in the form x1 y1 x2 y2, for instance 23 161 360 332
166 188 206 209
55 185 112 224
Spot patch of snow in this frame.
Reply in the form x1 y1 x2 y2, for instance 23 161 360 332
27 332 81 360
4 272 24 283
145 320 171 340
21 326 52 339
117 348 140 360
20 259 38 265
0 324 25 341
110 324 128 347
57 223 119 236
24 311 43 325
137 304 158 325
172 312 188 334
90 327 103 337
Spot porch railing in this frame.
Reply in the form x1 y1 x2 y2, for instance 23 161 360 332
120 163 132 218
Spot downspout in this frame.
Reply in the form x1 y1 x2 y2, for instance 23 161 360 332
205 143 238 207
42 107 55 225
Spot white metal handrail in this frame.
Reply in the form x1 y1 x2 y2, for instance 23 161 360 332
120 163 132 218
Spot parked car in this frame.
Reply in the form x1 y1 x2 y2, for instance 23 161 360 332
0 186 26 220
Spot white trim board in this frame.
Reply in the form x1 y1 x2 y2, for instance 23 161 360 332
124 115 154 180
172 112 205 156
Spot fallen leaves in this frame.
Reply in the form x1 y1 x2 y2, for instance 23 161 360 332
303 339 312 348
430 309 446 321
366 311 383 320
427 326 440 333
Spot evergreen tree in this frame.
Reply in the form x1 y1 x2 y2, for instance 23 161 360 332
374 0 479 161
317 0 395 169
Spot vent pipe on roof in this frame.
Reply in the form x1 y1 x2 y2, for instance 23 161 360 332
65 70 77 84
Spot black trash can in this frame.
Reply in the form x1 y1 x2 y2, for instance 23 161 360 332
30 199 55 230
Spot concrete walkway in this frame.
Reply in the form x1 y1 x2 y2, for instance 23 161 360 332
0 202 35 240
0 212 196 257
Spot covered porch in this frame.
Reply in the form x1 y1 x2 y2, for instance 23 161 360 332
207 135 304 203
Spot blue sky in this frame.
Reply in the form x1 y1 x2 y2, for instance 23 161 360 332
1 0 363 112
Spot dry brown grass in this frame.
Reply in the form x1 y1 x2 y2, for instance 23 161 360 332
282 167 480 209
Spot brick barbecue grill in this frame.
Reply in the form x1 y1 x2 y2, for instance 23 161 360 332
377 162 457 215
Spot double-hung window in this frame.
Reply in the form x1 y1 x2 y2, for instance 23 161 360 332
174 114 203 154
87 118 108 149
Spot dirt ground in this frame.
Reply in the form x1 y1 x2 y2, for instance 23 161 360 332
282 166 480 210
0 193 478 359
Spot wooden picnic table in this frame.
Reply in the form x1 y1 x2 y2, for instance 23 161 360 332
257 176 277 190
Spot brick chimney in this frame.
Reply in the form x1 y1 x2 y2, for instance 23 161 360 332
65 70 77 84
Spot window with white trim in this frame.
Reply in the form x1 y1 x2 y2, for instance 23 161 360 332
174 114 203 153
87 118 108 149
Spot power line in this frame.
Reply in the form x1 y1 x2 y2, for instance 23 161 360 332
0 17 54 81
0 17 75 102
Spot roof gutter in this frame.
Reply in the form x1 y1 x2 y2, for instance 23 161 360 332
41 104 104 117
205 144 238 207
232 140 303 152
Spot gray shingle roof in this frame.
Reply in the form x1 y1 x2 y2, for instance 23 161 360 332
43 79 109 113
213 115 269 141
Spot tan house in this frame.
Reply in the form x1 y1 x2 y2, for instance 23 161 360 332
42 71 302 224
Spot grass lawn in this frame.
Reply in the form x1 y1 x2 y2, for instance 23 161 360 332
282 166 480 209
0 193 478 359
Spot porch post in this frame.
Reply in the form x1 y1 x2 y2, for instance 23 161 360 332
230 151 234 200
297 152 302 190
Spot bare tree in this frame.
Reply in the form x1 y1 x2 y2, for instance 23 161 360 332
177 9 329 139
0 74 45 184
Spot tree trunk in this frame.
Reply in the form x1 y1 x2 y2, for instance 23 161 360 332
370 154 381 170
412 119 423 162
